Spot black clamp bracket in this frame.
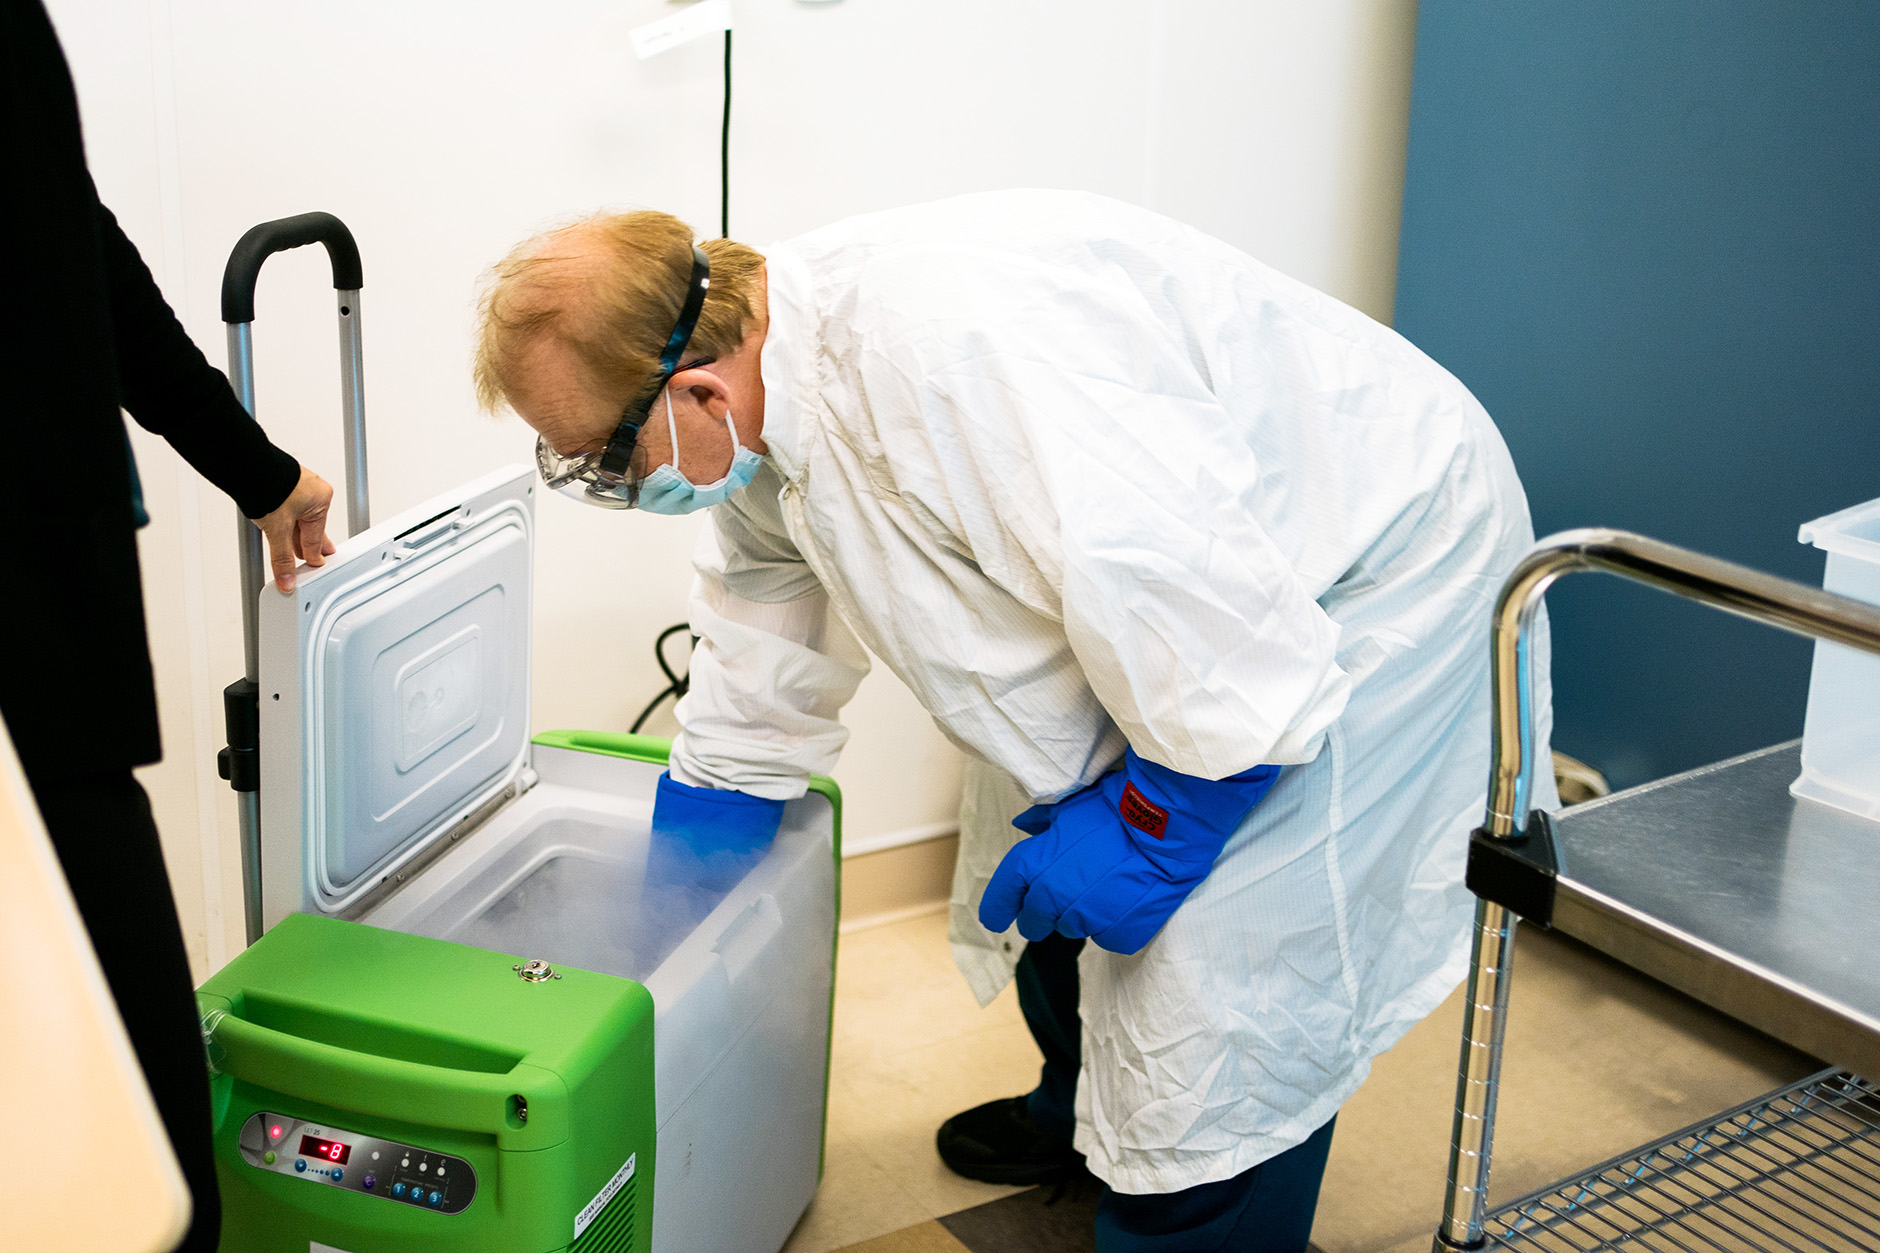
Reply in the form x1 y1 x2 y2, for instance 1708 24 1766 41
1465 809 1559 926
217 678 260 793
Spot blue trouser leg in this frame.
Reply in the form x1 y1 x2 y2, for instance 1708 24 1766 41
1015 932 1085 1144
1014 932 1338 1250
1095 1118 1336 1253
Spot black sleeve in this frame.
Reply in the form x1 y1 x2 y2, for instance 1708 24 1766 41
97 202 302 519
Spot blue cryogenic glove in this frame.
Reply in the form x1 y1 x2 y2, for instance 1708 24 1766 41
648 772 786 894
978 749 1281 955
629 773 786 971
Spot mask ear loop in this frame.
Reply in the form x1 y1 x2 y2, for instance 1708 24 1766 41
666 383 744 486
664 386 683 474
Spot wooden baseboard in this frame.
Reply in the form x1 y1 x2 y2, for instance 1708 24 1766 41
840 833 957 930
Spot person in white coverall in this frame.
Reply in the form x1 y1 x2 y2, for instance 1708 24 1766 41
473 189 1555 1252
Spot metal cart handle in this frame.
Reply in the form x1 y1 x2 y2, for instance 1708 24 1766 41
219 212 370 946
1437 526 1880 1251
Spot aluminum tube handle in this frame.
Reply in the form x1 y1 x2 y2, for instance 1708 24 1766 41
222 210 370 546
221 212 369 680
220 212 368 946
1436 526 1880 1251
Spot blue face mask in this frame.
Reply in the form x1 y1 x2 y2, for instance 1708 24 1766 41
636 387 765 515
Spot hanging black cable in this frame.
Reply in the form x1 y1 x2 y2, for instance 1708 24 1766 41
630 622 697 734
627 41 721 733
720 29 732 237
630 35 725 737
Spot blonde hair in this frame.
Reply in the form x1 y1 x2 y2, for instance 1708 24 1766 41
473 210 764 418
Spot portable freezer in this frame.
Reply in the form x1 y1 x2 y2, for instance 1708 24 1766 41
197 465 841 1253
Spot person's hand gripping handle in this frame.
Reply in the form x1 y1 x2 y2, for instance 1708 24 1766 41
251 465 337 592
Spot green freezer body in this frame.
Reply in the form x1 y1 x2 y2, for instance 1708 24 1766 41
203 465 842 1253
201 732 841 1253
199 912 656 1253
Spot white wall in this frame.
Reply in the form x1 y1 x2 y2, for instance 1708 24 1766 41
46 0 1417 981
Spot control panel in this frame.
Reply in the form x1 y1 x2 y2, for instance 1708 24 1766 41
238 1112 476 1214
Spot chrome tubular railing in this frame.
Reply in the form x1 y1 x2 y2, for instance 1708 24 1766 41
1435 527 1880 1251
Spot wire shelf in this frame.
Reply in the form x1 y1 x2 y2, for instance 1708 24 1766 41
1485 1069 1880 1253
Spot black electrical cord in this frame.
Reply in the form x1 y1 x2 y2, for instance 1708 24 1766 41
720 29 732 237
630 622 696 734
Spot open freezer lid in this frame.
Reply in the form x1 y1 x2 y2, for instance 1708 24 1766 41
258 466 535 919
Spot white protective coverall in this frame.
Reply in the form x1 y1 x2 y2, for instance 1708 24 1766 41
668 189 1556 1194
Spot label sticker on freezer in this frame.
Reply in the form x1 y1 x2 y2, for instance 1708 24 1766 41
573 1152 636 1241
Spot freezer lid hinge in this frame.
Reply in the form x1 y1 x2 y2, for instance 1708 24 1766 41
1466 809 1559 926
217 678 260 793
351 763 539 918
411 766 538 864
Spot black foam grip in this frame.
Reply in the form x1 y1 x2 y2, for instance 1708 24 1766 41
221 212 363 323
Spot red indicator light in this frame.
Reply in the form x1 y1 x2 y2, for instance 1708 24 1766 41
269 1125 283 1139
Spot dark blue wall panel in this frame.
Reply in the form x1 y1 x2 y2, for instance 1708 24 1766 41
1396 1 1880 788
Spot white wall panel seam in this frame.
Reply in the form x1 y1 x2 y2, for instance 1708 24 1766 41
148 0 229 973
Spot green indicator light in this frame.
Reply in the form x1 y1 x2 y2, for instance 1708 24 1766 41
263 1150 276 1165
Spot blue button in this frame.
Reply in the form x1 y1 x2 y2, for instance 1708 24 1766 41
391 1182 406 1197
294 1160 307 1173
428 1191 442 1207
332 1169 343 1183
362 1175 376 1190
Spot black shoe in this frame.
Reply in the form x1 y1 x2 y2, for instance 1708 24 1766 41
936 1096 1083 1185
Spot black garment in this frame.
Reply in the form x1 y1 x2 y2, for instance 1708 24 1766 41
1017 931 1088 1144
37 773 222 1252
934 935 1086 1185
1095 1123 1336 1253
4 5 302 1249
1 0 300 784
1015 934 1337 1252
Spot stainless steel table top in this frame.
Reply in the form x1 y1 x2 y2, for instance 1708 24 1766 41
1548 740 1880 1079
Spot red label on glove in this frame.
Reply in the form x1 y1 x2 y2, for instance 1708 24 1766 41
1119 782 1169 839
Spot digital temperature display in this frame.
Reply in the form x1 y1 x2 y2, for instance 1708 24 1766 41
298 1135 352 1165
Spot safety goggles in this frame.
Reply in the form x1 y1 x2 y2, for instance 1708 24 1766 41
534 245 713 509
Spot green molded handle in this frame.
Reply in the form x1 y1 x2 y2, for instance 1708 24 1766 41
208 1012 566 1148
533 729 676 764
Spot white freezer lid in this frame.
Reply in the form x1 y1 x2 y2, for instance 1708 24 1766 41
259 466 535 915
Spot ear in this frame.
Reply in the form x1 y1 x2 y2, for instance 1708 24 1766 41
669 365 732 418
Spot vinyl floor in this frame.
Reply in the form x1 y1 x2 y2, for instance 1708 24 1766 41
785 909 1817 1253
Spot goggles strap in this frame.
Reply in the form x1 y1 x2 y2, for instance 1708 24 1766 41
597 245 713 481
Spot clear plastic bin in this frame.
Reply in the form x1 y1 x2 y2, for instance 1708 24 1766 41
361 743 838 1253
1793 496 1880 820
